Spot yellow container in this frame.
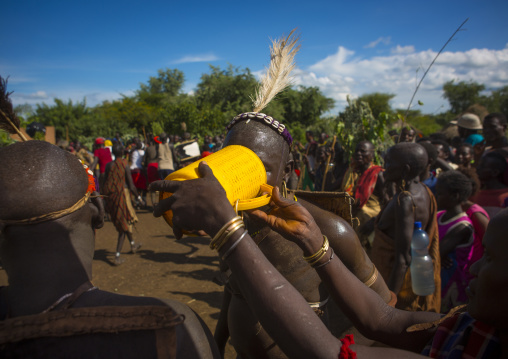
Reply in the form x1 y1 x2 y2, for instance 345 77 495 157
159 145 273 229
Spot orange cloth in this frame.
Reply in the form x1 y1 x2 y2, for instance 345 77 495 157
370 186 441 312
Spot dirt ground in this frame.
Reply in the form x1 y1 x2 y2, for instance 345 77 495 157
0 196 361 358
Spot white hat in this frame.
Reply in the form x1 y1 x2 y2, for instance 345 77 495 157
458 114 482 130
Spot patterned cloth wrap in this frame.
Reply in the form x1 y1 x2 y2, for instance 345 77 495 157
422 312 500 358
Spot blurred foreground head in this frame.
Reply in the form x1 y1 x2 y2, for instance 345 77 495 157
467 208 508 330
0 141 90 222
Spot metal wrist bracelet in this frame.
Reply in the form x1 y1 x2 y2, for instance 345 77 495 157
221 229 248 261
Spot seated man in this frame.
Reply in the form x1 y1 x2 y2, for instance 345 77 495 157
370 143 442 312
170 113 393 358
153 162 505 358
341 141 386 247
0 140 218 358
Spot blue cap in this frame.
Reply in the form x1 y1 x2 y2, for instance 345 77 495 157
414 221 422 229
464 134 484 146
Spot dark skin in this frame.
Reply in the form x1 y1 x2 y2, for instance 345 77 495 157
153 121 392 358
476 156 507 190
377 143 431 294
151 162 439 358
400 127 416 143
0 141 218 358
474 116 508 164
455 145 473 169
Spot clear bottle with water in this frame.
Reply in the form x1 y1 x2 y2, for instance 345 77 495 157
410 221 435 296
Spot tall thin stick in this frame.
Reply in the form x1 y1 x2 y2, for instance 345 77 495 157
399 18 469 136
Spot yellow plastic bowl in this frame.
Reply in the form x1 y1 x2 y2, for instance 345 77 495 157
159 145 273 230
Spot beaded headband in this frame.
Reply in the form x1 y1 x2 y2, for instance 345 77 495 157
0 162 97 226
226 112 293 147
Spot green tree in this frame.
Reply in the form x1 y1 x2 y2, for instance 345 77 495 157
357 92 395 120
279 86 335 127
488 85 508 114
337 97 394 165
195 64 257 120
29 98 89 140
137 68 185 106
442 80 485 114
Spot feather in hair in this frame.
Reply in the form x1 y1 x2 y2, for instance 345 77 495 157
252 29 301 113
0 76 27 141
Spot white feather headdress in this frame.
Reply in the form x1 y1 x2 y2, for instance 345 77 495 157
252 29 301 113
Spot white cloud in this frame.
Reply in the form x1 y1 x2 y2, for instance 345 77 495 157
295 45 508 114
173 53 219 64
364 36 391 49
14 91 49 101
11 89 135 107
391 45 415 55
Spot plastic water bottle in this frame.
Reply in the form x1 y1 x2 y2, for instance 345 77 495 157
410 221 435 296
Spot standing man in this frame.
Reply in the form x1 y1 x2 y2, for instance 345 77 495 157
90 137 113 192
157 133 175 180
103 143 144 265
370 143 441 312
341 141 385 247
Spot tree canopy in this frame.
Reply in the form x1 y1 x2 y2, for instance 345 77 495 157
4 69 507 150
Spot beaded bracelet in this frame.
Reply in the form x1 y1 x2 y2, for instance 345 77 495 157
303 236 329 266
209 216 243 250
221 229 248 261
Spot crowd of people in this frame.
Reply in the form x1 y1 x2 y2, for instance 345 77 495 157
0 110 507 358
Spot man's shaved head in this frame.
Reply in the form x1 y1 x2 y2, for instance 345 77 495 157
0 141 88 221
224 121 292 186
385 143 428 181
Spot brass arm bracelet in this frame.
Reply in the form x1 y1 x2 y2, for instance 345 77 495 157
216 222 245 252
363 265 379 288
303 236 329 265
210 216 243 250
307 241 330 266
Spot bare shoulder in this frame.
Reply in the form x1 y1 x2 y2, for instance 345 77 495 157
298 198 365 271
298 198 355 236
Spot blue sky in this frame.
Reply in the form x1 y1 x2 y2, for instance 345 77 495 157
2 0 508 116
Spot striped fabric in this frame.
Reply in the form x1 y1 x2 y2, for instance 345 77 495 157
422 312 500 358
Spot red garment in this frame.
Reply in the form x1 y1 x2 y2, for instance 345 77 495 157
131 168 147 190
94 147 113 174
471 188 508 208
146 162 159 184
354 165 383 209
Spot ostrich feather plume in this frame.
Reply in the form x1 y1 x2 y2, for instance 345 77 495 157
0 76 27 141
252 29 301 113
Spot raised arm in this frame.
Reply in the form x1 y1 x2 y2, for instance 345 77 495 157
250 189 439 352
149 163 439 358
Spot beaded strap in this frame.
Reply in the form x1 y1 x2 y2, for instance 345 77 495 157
226 112 293 147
